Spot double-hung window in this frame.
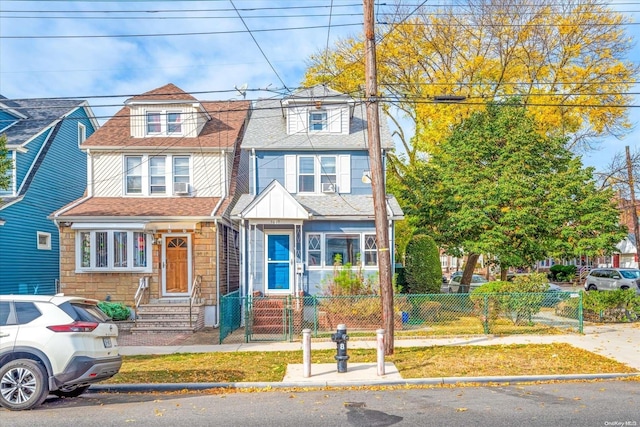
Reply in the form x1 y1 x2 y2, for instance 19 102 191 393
309 110 328 131
125 156 143 194
146 113 162 134
167 112 182 134
145 111 183 136
173 156 190 190
124 155 190 196
149 156 166 194
79 230 150 271
296 155 337 194
298 156 315 193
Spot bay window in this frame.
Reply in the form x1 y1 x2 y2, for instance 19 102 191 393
79 230 150 271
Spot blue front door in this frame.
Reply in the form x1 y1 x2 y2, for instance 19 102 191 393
266 233 292 293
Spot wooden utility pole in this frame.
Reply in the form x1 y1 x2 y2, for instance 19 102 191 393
625 146 640 266
363 0 394 355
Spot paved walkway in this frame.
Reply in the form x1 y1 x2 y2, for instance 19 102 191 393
103 322 640 389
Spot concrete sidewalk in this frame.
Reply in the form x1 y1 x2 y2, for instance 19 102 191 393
95 323 639 391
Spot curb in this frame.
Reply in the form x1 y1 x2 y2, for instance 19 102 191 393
88 372 640 393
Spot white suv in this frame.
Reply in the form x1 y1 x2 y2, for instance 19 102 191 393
584 268 640 295
0 295 122 410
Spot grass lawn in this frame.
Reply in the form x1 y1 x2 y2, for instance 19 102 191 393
105 343 637 384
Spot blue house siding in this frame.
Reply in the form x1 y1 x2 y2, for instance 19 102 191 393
302 220 378 295
0 110 18 132
0 106 95 294
253 151 375 195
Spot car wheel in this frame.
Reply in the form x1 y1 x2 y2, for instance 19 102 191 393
0 359 49 411
52 385 90 398
620 286 629 291
587 284 597 291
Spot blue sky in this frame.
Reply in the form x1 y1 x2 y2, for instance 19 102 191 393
0 0 638 172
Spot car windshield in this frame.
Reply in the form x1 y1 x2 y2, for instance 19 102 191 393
619 270 640 279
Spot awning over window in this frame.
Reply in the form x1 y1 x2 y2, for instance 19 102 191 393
70 222 148 230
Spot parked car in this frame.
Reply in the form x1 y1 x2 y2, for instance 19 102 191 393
583 268 640 295
541 283 568 307
0 294 122 410
448 272 489 293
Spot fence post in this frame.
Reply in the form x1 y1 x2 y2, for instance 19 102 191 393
376 328 385 376
578 291 584 333
302 328 312 377
313 296 318 337
483 294 490 334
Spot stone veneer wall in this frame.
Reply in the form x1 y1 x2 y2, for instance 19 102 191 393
58 222 218 306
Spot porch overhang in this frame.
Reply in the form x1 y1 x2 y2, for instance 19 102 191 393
238 180 310 221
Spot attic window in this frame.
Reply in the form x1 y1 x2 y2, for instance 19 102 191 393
146 111 183 136
309 110 328 131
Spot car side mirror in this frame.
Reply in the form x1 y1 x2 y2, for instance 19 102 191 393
612 275 621 279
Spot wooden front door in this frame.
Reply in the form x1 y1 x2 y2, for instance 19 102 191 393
163 235 190 295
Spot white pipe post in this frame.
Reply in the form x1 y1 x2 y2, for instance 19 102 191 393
302 328 311 378
376 329 385 376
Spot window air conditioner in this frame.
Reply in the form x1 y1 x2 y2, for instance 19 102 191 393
321 183 336 193
173 182 190 195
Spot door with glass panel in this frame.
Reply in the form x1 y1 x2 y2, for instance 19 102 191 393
163 235 190 295
266 233 292 294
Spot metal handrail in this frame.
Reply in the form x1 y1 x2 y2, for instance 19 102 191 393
189 275 203 328
134 276 150 324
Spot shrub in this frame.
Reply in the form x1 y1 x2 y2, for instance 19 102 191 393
583 289 640 322
321 254 378 296
98 301 131 321
471 273 548 325
404 233 442 294
549 265 577 282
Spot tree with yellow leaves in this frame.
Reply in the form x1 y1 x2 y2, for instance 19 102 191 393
303 0 637 172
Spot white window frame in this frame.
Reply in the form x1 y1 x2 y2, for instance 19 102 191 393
290 155 339 194
309 109 328 132
306 232 378 269
78 123 86 146
76 230 152 272
145 110 184 136
124 154 191 196
37 231 51 250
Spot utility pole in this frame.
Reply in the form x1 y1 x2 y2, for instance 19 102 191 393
625 146 640 267
363 0 394 355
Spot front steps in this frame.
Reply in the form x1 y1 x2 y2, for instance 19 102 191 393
250 298 286 335
131 299 205 334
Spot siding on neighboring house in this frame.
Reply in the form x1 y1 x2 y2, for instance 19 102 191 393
0 103 96 294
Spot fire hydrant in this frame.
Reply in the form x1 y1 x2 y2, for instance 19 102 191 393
331 323 349 373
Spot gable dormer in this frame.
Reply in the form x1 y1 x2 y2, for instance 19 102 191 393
124 83 211 138
281 86 354 135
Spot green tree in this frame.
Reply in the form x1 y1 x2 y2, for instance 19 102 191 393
400 99 626 279
404 233 442 294
0 134 13 195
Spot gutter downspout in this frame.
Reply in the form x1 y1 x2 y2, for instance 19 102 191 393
251 148 257 196
212 150 228 328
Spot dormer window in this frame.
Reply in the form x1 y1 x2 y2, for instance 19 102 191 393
146 112 162 134
309 110 328 131
145 111 183 136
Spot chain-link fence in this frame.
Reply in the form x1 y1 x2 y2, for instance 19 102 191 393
220 290 584 344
